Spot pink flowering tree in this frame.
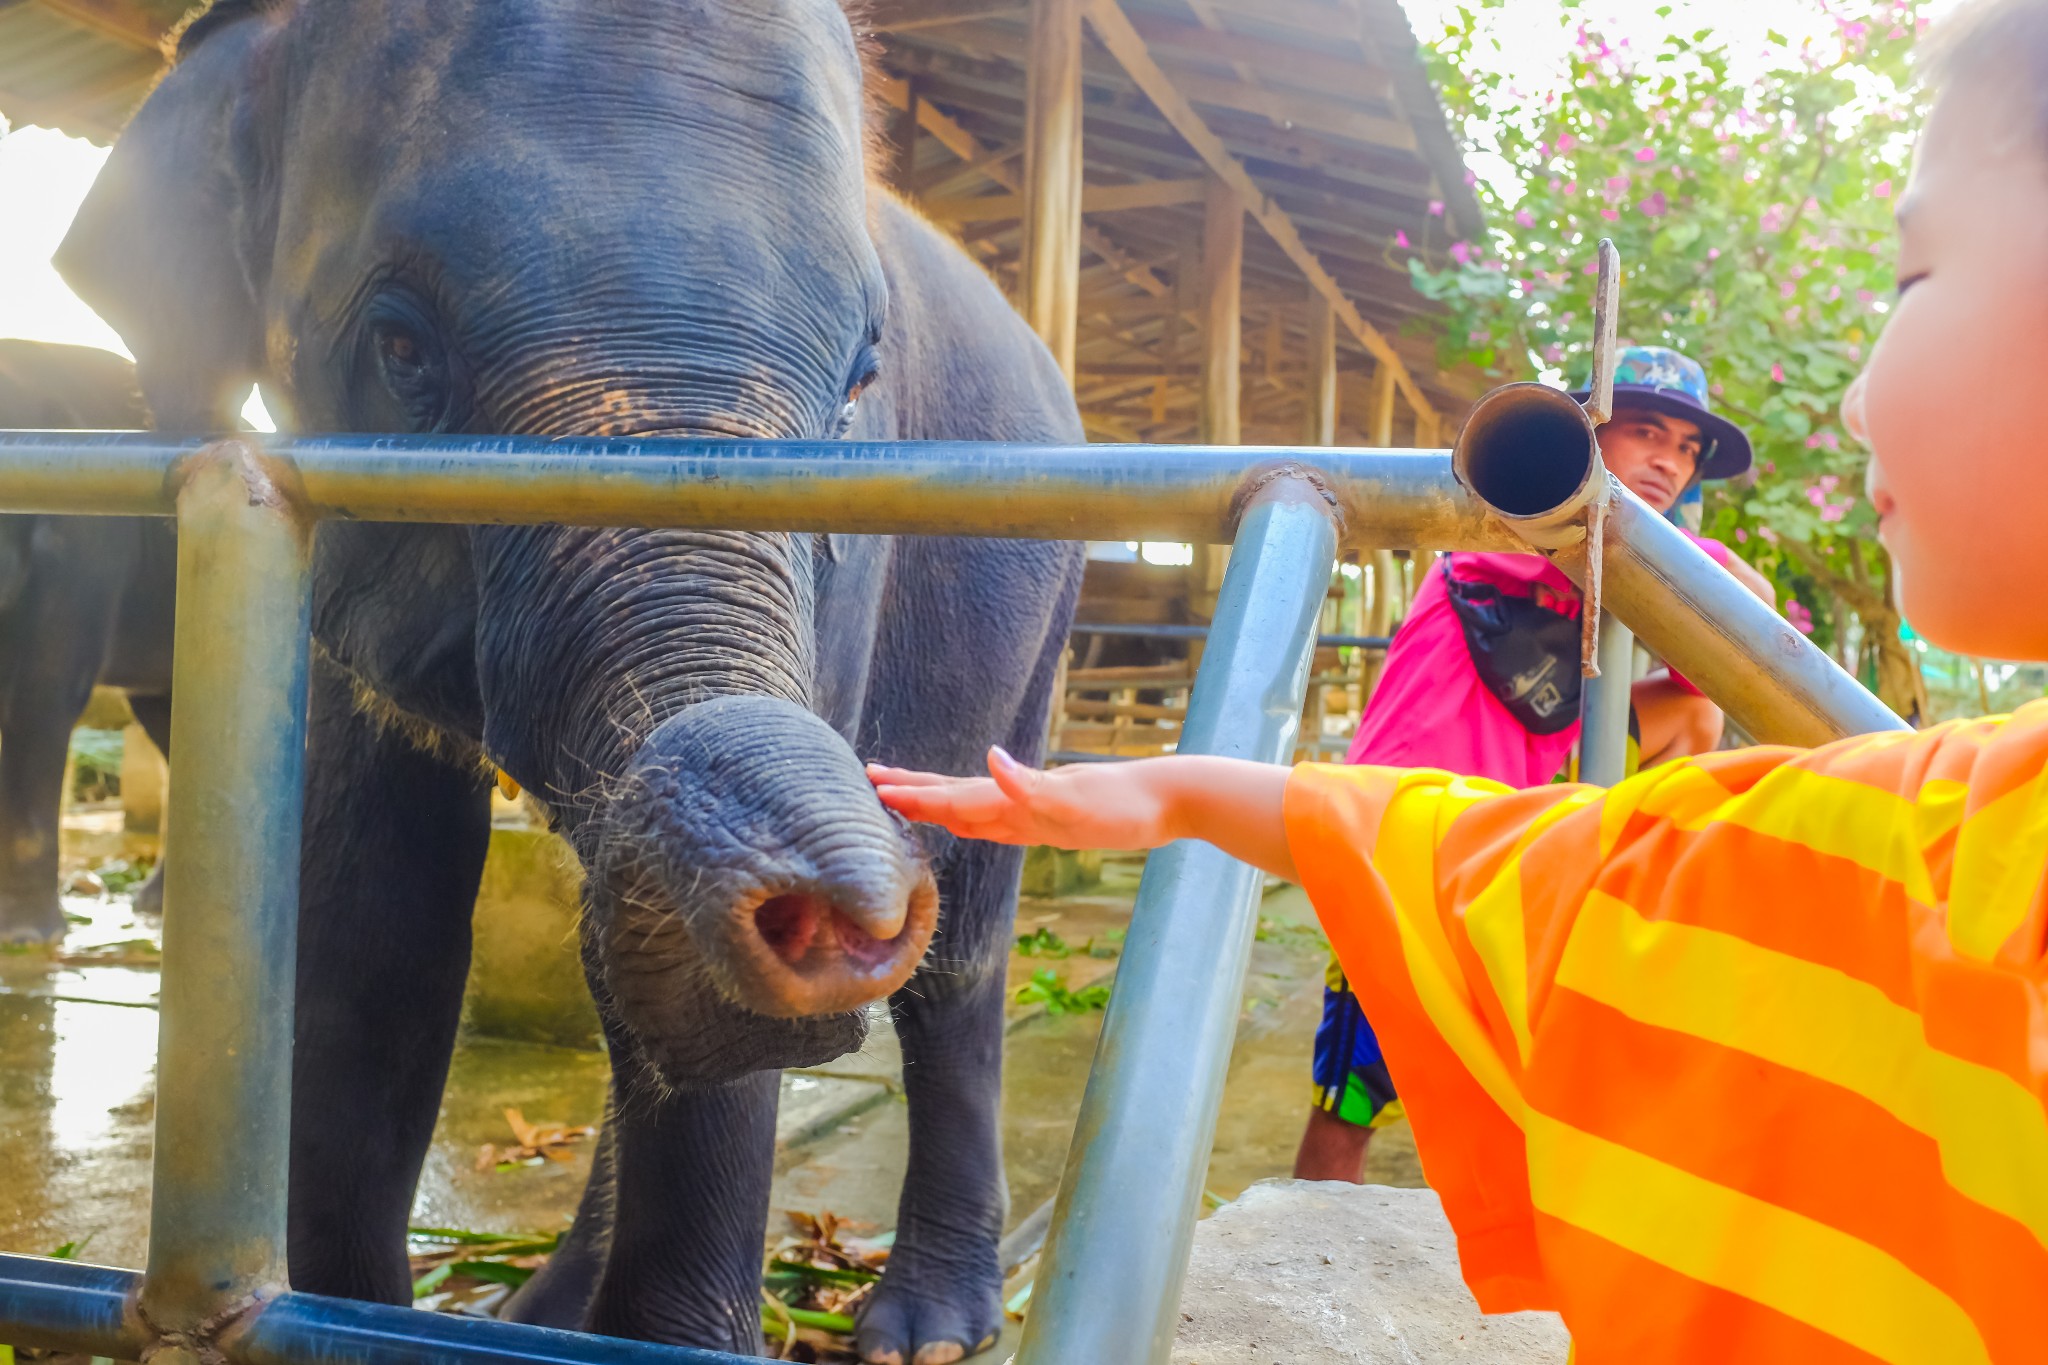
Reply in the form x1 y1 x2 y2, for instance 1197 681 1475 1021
1406 0 1929 718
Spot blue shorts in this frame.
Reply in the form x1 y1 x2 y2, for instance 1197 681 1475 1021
1310 957 1402 1129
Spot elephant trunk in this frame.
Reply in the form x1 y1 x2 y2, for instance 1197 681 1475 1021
473 519 933 1078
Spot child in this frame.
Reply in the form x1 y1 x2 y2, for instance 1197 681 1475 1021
870 4 2048 1356
1303 345 1774 1186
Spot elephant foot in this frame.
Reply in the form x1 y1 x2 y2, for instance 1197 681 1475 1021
0 889 68 945
854 1249 1002 1365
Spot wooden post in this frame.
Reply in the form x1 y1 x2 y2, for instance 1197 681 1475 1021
890 78 921 193
1198 177 1243 446
1022 0 1084 382
1192 178 1243 625
1366 360 1396 448
1416 408 1443 449
1303 287 1337 446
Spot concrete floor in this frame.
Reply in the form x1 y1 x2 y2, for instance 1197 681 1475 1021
1 813 1425 1355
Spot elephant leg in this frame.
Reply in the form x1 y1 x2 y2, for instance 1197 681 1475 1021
854 848 1014 1365
288 658 491 1302
498 1098 617 1330
852 537 1082 1365
124 694 171 919
0 519 129 944
581 1065 781 1353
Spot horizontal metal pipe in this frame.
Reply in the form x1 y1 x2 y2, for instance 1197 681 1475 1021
1070 621 1389 649
0 1258 754 1365
228 1291 759 1365
0 429 1899 745
0 1253 148 1360
0 432 1520 551
1556 487 1908 747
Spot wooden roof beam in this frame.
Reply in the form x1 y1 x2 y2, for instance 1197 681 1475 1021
875 72 1172 297
1079 0 1437 422
923 176 1206 222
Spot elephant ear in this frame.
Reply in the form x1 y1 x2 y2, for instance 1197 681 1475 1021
54 3 289 431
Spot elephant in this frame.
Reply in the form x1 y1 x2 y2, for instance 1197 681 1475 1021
0 340 175 944
53 1 1084 1361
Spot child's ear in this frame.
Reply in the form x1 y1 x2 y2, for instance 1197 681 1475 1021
54 4 288 431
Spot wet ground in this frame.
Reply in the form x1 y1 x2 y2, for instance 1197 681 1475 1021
1 811 1423 1353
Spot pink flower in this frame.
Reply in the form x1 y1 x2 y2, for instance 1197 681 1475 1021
1542 343 1565 363
1873 179 1893 199
1515 208 1536 227
1450 241 1473 264
1394 229 1411 248
1806 483 1829 507
1636 147 1657 162
1563 180 1578 197
1771 362 1786 383
1781 281 1798 299
1638 190 1668 217
1708 247 1721 260
1820 500 1851 523
1606 174 1632 194
1857 288 1876 306
1556 134 1576 154
1760 203 1790 232
1847 343 1862 361
1735 527 1749 543
1468 329 1489 344
1785 599 1814 634
1464 168 1478 187
1600 208 1620 222
1428 199 1445 217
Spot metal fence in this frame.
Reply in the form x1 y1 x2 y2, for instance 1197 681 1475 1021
0 422 1902 1365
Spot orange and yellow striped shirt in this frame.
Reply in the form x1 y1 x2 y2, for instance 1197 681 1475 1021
1284 704 2048 1364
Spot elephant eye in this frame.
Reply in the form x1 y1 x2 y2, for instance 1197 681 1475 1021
363 290 463 432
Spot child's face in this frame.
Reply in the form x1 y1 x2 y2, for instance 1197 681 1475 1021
1846 77 2048 659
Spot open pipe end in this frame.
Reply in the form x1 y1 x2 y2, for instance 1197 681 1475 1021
1452 383 1604 542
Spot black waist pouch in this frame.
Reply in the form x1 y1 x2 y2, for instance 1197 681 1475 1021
1440 556 1582 734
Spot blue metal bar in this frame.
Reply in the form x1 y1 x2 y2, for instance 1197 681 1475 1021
142 445 312 1336
0 1256 756 1365
228 1291 757 1365
1578 611 1636 786
1070 621 1390 649
1013 478 1341 1365
0 1254 147 1359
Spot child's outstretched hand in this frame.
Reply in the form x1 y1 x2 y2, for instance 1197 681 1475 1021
867 748 1300 881
867 746 1173 850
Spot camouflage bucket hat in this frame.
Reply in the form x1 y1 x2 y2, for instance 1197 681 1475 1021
1568 344 1753 481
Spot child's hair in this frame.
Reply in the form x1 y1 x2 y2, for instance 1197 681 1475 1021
1922 0 2048 133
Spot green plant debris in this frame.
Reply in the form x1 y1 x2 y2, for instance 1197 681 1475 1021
68 729 125 802
1014 926 1070 958
406 1226 562 1304
1014 967 1110 1015
93 859 153 897
47 1235 92 1260
761 1211 890 1359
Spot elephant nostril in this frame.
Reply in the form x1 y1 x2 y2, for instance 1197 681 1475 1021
755 892 901 972
756 892 827 964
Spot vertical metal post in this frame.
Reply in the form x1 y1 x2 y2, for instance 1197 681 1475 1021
1014 479 1339 1365
1578 609 1635 787
142 443 312 1350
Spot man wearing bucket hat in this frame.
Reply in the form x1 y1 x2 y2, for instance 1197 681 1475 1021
1295 344 1776 1183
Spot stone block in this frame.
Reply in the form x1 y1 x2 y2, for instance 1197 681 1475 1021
1171 1180 1569 1364
1020 845 1102 898
462 826 603 1051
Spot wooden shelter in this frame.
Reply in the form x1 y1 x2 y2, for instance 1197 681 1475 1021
0 0 1481 446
